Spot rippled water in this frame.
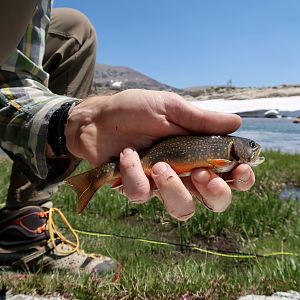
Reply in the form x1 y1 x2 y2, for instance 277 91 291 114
235 118 300 154
280 187 300 201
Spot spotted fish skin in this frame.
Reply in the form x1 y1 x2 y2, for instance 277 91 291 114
65 135 264 214
140 136 236 174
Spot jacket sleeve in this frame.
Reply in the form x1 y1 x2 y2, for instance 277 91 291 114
0 85 79 180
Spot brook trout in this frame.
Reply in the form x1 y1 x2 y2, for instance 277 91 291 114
66 135 264 214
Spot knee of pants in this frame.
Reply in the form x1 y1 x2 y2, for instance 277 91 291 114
49 8 97 49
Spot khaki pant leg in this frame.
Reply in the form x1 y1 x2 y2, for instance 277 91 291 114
43 8 97 99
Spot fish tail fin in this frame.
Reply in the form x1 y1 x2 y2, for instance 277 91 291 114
65 171 104 214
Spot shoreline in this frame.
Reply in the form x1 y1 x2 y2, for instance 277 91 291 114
190 96 300 118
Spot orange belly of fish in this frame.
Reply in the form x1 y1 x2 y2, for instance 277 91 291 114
110 159 230 188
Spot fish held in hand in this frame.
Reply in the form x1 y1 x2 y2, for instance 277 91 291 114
65 135 265 214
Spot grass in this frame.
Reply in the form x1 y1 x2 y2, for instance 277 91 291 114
0 151 300 299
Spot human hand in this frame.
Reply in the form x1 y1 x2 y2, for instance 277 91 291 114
65 89 255 220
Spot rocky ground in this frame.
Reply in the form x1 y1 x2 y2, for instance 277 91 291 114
182 84 300 101
238 291 300 300
92 83 300 101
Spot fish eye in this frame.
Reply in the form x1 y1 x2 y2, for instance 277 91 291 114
249 140 256 148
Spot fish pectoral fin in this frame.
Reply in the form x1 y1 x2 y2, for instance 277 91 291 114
207 159 236 173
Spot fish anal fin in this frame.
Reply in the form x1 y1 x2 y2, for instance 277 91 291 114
76 182 99 214
65 169 107 214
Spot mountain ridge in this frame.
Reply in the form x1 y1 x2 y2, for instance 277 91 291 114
93 63 176 91
92 63 300 100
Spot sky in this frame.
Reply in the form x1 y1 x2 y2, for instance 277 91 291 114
53 0 300 89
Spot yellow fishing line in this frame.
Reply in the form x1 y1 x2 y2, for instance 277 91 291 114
262 251 300 257
74 228 300 259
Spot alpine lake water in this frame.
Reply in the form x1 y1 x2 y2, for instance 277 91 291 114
236 117 300 154
236 117 300 201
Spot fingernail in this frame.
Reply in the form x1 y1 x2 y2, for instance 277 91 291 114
152 162 168 175
121 148 134 156
193 169 211 184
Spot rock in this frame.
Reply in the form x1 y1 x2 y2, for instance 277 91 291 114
183 85 300 101
238 291 300 300
2 290 65 300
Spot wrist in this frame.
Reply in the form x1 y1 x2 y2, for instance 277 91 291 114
47 102 76 157
64 96 110 161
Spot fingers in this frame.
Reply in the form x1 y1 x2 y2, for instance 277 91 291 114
162 91 242 135
120 150 196 221
191 169 232 212
190 165 255 212
119 148 151 203
119 150 196 221
119 147 255 220
151 162 196 221
224 164 255 191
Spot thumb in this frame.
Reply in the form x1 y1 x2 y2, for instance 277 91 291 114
163 92 241 135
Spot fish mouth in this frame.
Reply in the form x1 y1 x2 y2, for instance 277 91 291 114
244 146 265 167
248 156 265 167
248 147 265 167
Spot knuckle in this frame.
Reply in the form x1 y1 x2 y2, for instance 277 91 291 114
163 91 182 101
120 155 139 170
166 174 176 183
158 172 179 187
121 159 137 170
126 182 150 203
